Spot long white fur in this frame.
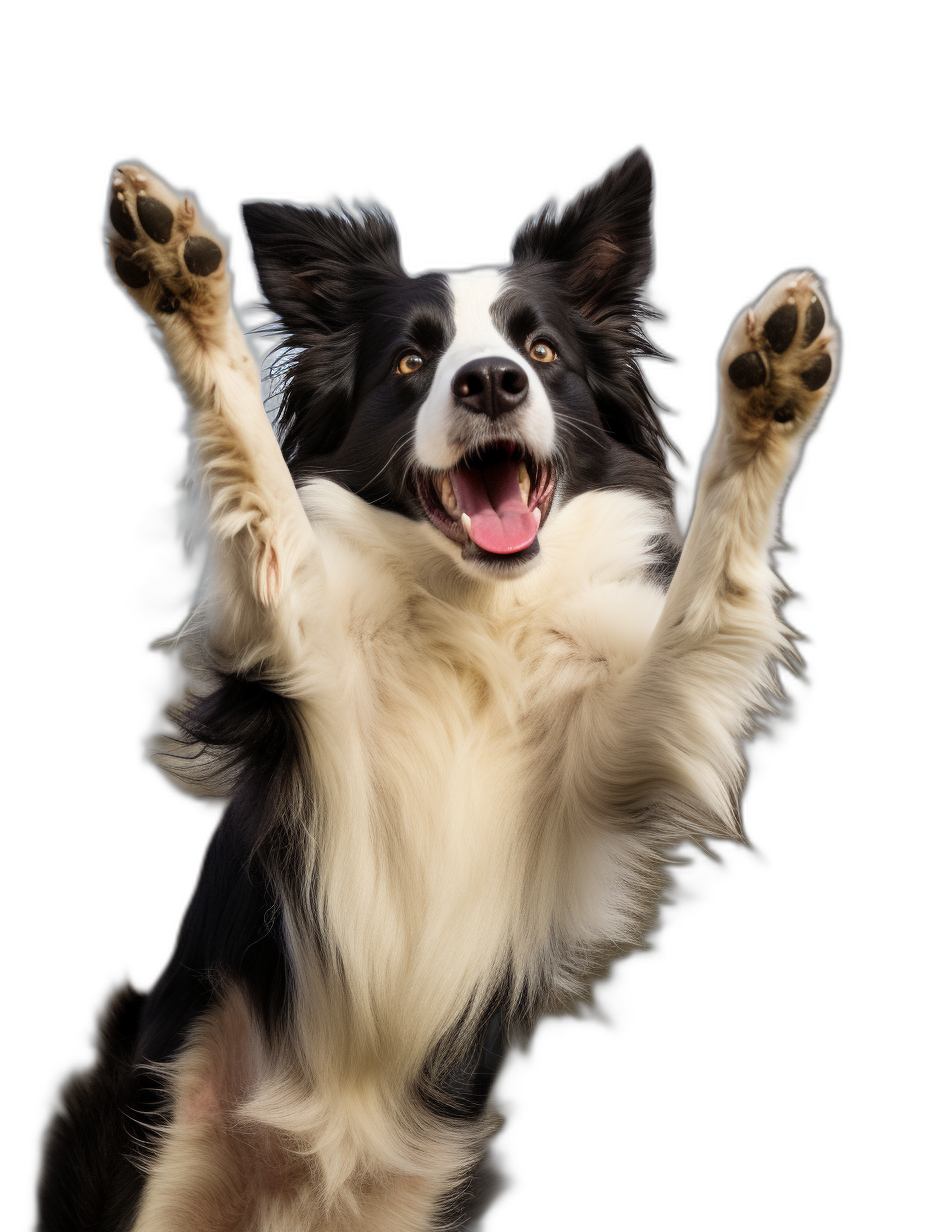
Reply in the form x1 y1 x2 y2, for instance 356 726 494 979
109 168 835 1232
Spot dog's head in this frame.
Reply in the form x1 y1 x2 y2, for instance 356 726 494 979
244 149 671 578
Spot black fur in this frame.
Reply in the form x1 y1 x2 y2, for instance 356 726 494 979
143 675 311 1056
243 148 676 551
499 155 674 512
39 988 149 1232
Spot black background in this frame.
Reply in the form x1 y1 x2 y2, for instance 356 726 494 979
25 81 887 1227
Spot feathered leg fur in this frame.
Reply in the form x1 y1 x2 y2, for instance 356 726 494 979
107 164 317 677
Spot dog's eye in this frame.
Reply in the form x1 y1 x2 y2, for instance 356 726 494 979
396 353 424 375
527 340 557 363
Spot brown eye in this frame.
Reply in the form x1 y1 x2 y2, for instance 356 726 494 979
396 353 424 375
528 339 556 363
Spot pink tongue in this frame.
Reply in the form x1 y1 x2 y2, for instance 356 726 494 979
450 457 537 555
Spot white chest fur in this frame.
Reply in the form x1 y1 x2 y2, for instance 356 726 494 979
292 481 671 1047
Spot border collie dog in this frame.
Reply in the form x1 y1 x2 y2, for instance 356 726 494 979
40 151 837 1231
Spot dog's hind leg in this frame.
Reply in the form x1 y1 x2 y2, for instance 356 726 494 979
106 165 318 674
600 272 839 835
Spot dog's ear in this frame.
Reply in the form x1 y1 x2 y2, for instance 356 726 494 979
242 201 404 334
511 148 653 320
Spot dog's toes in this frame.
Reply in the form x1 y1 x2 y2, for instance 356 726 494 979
799 352 832 391
802 296 825 344
137 194 175 244
106 163 228 326
721 271 838 440
183 235 223 276
114 255 151 289
763 303 798 353
728 351 767 390
109 190 137 241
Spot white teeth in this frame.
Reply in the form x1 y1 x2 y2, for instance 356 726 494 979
461 512 473 539
518 462 530 505
533 507 542 526
440 475 460 519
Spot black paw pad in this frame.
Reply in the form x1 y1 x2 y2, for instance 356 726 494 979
157 291 180 314
183 236 222 276
800 353 832 391
773 402 796 423
137 195 174 244
729 351 767 390
764 303 798 353
114 256 150 289
802 296 825 344
109 193 136 241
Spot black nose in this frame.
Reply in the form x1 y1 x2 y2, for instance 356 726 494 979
451 357 528 419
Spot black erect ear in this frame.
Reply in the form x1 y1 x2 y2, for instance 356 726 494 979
241 200 404 335
512 148 653 320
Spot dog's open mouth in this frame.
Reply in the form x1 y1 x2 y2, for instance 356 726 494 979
415 445 556 560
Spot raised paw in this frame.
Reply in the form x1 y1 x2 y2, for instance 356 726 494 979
106 164 228 327
721 271 837 443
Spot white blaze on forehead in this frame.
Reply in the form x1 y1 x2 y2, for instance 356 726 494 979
414 268 556 470
444 268 511 356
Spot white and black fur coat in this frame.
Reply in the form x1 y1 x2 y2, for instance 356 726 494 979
39 150 837 1232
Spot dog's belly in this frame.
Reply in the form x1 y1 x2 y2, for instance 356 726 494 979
128 985 496 1232
130 485 673 1231
293 506 669 1077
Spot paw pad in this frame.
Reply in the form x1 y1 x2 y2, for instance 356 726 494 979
724 274 835 431
763 303 798 353
802 297 825 344
728 350 767 390
799 353 832 391
183 236 223 276
157 291 181 314
109 192 136 241
107 165 228 323
114 256 150 289
137 195 174 244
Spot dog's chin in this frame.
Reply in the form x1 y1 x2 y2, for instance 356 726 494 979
459 536 542 578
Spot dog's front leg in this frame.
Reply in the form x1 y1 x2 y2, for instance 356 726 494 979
107 165 318 675
604 272 838 834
